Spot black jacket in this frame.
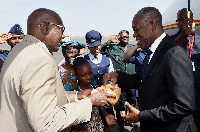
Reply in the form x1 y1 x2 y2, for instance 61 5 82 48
117 35 197 132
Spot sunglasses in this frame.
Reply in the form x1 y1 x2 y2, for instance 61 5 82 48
38 22 65 33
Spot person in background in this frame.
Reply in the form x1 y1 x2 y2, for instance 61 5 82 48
103 7 197 132
59 41 85 91
0 24 24 61
101 30 138 130
84 30 115 132
0 33 12 71
71 56 116 132
122 44 147 102
0 8 115 132
171 8 200 131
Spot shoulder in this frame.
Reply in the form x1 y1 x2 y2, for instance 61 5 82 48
0 48 4 52
0 49 9 60
101 54 109 59
84 54 89 59
194 33 200 42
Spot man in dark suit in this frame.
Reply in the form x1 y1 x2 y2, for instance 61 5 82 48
103 7 197 132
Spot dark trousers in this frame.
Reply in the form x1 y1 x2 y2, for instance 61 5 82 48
116 89 136 126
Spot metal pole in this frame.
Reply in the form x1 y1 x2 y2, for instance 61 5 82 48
188 0 190 11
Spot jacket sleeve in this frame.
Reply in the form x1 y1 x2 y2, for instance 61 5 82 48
101 41 116 57
139 46 195 127
117 70 141 91
20 56 92 132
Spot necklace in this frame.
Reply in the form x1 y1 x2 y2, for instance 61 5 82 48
78 85 93 91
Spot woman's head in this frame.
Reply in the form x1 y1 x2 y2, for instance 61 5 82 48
73 56 93 86
60 41 85 63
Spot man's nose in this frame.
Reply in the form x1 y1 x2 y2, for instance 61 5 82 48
15 38 20 43
62 34 65 39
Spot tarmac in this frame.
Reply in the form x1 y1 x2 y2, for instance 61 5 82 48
0 35 140 132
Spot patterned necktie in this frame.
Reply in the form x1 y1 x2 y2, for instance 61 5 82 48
142 49 152 79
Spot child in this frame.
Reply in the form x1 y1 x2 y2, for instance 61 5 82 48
84 30 115 131
71 56 116 132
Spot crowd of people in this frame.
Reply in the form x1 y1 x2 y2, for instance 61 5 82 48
0 6 199 132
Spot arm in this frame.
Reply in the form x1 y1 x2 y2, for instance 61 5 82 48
101 108 116 127
122 44 139 63
102 71 140 90
0 33 12 44
101 35 118 55
21 56 93 132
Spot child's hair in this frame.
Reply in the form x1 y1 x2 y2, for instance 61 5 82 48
73 55 91 73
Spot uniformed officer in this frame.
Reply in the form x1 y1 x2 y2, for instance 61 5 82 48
0 24 24 61
101 30 138 130
84 30 115 132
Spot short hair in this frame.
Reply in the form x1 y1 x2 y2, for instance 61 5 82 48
136 7 162 26
177 8 193 19
73 55 91 73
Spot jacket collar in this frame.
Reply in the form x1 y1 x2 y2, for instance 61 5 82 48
141 35 171 87
23 34 51 55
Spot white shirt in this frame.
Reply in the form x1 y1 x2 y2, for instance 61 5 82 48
88 53 114 73
149 32 166 63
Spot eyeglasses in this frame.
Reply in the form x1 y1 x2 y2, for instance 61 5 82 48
49 22 65 33
38 22 65 33
120 36 129 39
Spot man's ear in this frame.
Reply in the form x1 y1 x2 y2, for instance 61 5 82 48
151 21 157 30
39 22 49 35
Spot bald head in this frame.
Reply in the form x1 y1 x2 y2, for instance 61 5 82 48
27 8 65 53
27 8 63 37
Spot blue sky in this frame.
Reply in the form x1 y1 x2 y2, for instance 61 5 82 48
0 0 174 37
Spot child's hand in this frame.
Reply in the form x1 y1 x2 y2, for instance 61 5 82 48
82 126 90 132
105 114 116 127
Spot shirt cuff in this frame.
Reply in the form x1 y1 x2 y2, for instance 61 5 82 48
75 91 79 102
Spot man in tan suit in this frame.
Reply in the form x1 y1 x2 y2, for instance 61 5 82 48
0 8 114 132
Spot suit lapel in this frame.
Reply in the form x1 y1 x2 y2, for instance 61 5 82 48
141 35 171 88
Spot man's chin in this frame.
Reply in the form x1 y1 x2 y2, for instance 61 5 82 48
53 47 60 52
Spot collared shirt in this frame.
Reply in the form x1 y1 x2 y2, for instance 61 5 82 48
149 32 166 63
101 42 135 74
129 51 147 72
88 53 114 73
